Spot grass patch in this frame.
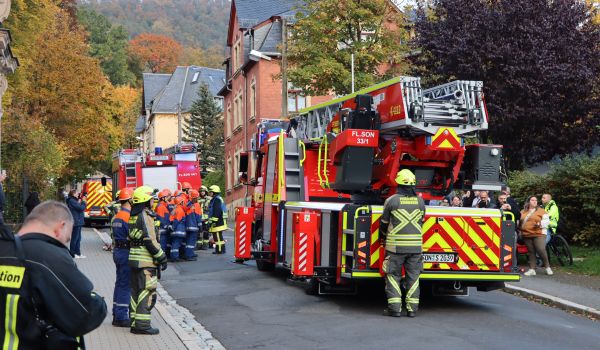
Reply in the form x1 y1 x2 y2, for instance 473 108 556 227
559 246 600 276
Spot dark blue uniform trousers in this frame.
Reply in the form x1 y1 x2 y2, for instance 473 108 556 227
112 248 131 321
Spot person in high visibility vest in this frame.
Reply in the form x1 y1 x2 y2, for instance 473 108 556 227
184 190 202 260
128 186 167 335
380 169 425 318
207 185 228 254
155 189 172 259
111 187 134 327
169 195 187 262
198 185 212 250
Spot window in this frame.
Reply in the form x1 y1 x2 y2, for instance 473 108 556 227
250 79 256 120
226 102 232 137
227 156 233 190
288 91 307 113
233 37 241 72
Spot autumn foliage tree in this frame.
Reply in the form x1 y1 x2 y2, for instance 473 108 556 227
288 0 411 95
414 0 600 169
129 33 183 73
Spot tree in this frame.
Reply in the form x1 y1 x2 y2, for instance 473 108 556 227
287 0 411 95
77 7 137 86
183 83 223 170
414 0 600 169
128 33 183 73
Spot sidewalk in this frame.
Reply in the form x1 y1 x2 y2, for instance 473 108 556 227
75 228 187 350
505 267 600 318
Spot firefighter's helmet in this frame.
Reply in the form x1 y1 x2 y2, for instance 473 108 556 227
209 185 221 193
181 182 192 191
132 186 154 204
189 189 200 199
173 189 183 197
118 187 134 201
158 189 171 199
174 196 186 206
115 190 121 199
395 169 416 186
200 185 208 192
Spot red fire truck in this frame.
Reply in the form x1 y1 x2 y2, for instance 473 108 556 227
112 143 203 194
234 76 519 295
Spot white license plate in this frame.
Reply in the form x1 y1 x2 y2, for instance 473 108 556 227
90 211 101 216
423 253 456 263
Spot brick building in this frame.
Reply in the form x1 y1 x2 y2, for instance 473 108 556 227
219 0 330 213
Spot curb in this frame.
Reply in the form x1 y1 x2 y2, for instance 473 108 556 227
155 284 227 350
505 283 600 319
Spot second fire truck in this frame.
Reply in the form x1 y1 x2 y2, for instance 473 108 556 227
234 76 520 295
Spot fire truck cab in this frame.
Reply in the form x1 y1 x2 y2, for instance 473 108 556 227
112 143 203 195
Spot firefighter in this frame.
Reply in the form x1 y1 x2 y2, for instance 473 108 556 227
208 185 228 254
169 195 187 262
105 190 123 217
184 189 202 260
111 187 133 327
197 185 211 249
155 189 172 258
380 169 425 318
128 186 168 335
181 182 192 201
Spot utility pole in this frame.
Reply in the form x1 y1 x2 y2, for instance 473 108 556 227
177 103 182 144
281 18 288 118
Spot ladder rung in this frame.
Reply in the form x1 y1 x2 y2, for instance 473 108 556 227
285 168 300 172
343 229 354 235
341 272 352 278
286 184 301 189
342 251 353 257
284 152 300 156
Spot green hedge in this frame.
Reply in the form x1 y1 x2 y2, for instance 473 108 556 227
508 155 600 246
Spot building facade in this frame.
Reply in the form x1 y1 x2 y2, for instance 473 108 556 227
138 66 225 154
220 0 330 214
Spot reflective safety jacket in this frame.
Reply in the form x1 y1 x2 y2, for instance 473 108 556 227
170 205 187 237
199 195 212 221
104 201 121 218
128 208 166 268
185 201 202 232
0 233 107 349
544 200 560 234
111 207 131 242
208 195 228 233
380 192 426 254
155 201 171 233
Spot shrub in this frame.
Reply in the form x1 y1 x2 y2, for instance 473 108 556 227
508 154 600 246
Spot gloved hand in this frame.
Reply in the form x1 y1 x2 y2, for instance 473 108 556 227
156 253 168 271
168 225 173 232
160 261 168 271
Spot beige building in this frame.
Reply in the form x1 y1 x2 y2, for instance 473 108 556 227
137 66 225 154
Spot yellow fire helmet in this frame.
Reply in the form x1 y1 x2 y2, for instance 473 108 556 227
395 169 416 186
132 185 154 204
208 185 221 193
200 185 208 192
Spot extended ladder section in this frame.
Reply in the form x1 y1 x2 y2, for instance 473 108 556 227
282 138 305 201
293 76 489 141
124 162 138 187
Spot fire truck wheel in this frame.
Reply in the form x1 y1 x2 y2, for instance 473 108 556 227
305 279 319 295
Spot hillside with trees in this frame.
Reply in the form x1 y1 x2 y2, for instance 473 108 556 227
78 0 229 68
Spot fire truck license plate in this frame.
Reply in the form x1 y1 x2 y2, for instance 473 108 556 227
423 253 456 263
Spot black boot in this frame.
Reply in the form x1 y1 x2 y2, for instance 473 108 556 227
131 327 160 335
383 308 402 317
407 311 416 318
112 319 130 327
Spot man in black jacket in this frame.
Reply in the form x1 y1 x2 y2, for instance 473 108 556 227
0 200 107 349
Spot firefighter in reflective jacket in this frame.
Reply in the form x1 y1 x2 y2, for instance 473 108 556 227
208 185 227 254
380 169 425 318
198 185 212 250
169 196 187 262
128 186 167 335
184 190 202 260
155 190 172 258
111 187 134 327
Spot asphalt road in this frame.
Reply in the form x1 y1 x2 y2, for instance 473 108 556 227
160 231 599 350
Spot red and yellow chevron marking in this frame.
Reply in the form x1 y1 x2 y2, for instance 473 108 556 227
369 213 382 268
85 181 113 214
422 214 501 271
431 127 461 149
